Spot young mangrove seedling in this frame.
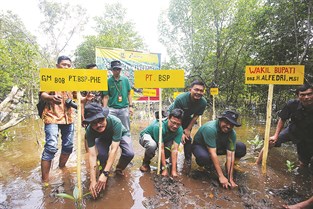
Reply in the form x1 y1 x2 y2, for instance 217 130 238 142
56 186 91 209
286 160 295 172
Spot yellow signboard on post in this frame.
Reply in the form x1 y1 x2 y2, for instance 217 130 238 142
39 68 108 203
142 89 157 97
40 68 108 91
134 69 185 175
173 92 183 99
245 65 305 175
134 70 185 88
245 65 304 85
210 88 219 95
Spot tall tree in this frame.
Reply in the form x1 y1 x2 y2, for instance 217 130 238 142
0 11 40 102
159 0 258 107
74 3 145 68
38 0 88 66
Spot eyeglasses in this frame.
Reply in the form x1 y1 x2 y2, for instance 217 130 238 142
169 118 181 127
90 118 105 126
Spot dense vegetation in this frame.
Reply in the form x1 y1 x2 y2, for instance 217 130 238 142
0 0 312 116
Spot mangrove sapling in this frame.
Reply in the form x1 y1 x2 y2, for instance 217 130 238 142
56 185 91 209
248 135 264 151
286 160 295 172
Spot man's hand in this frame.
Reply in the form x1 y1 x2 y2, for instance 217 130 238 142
86 92 95 102
96 173 107 193
52 95 62 105
89 174 107 199
181 134 191 144
89 181 98 199
129 107 133 115
184 129 191 138
269 135 278 145
219 175 231 189
229 179 238 189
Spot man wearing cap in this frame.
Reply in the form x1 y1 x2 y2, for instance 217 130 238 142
139 108 184 177
83 102 134 199
40 55 76 183
102 60 133 131
192 110 246 189
168 80 207 164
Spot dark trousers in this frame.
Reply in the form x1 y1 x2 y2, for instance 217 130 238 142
192 141 246 167
96 135 134 170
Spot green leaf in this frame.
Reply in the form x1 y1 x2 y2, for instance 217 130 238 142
73 186 79 200
83 192 91 197
56 193 75 200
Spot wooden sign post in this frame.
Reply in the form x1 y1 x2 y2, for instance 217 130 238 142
135 70 185 174
40 68 107 200
245 65 304 174
210 88 219 120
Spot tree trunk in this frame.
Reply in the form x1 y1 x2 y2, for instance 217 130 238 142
0 86 25 132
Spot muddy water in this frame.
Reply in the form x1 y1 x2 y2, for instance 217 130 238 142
0 114 312 209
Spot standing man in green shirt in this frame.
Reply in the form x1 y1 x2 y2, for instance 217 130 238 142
192 110 246 189
139 108 184 177
83 102 134 199
168 80 207 164
102 60 133 131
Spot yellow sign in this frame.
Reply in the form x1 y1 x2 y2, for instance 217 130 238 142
143 89 157 97
40 68 108 91
245 65 304 85
130 89 134 96
173 92 183 99
134 70 185 88
210 88 219 95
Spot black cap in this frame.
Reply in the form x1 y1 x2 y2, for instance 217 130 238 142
110 60 122 70
217 110 241 127
83 103 109 123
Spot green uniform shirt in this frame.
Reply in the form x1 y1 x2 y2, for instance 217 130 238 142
168 92 207 129
193 120 236 152
140 119 183 144
85 115 129 147
102 76 131 109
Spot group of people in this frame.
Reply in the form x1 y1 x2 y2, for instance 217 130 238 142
39 56 313 207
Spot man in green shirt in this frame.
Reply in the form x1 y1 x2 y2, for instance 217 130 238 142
139 108 184 177
192 110 246 189
168 80 207 163
83 102 134 199
102 60 133 131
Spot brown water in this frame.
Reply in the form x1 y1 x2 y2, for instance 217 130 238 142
0 113 311 209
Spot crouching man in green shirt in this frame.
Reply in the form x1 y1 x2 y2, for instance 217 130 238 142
139 108 184 177
83 103 134 199
192 110 246 189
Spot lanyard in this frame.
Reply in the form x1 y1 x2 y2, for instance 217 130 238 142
113 80 122 96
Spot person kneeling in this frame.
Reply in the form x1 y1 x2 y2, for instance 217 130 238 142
192 110 246 189
139 108 184 177
83 103 134 199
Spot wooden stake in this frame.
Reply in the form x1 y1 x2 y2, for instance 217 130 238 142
262 84 274 174
212 95 216 120
76 92 82 200
157 89 163 175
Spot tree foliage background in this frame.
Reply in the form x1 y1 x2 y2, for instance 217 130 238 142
159 0 312 113
74 3 145 68
0 0 312 116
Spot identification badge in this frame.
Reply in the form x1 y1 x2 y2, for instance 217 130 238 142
118 96 122 102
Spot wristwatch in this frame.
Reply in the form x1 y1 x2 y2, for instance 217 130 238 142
102 170 109 177
129 104 133 107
